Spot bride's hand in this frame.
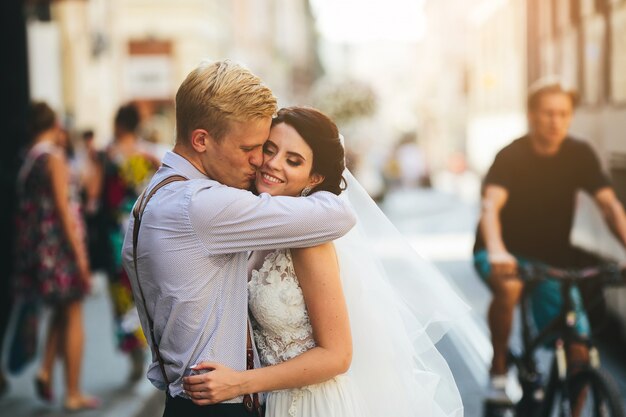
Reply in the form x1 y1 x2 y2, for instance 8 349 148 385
182 362 245 405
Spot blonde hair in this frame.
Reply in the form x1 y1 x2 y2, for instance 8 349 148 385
175 60 277 143
527 78 579 111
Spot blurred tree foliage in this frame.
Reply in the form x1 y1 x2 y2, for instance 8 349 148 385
312 79 377 125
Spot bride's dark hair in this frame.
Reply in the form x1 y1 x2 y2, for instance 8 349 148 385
271 107 346 195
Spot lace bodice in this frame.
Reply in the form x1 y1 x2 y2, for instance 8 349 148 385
248 249 316 366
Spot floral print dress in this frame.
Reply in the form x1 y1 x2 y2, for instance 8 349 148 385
102 148 158 353
15 141 88 305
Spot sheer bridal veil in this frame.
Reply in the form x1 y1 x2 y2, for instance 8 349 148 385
335 170 468 417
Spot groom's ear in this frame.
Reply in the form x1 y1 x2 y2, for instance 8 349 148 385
190 129 213 153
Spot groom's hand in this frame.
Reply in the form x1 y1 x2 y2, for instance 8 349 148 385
183 362 244 405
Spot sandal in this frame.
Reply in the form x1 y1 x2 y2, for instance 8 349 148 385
34 375 53 402
64 395 102 412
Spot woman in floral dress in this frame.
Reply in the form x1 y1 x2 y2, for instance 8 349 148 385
15 101 99 411
102 103 160 381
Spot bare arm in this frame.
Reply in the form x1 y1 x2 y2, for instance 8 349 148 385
595 187 626 248
479 184 517 276
49 153 91 286
183 243 352 404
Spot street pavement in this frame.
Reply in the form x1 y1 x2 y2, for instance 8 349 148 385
0 273 163 417
381 186 626 417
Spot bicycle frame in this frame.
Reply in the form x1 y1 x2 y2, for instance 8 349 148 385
511 267 606 417
518 277 594 362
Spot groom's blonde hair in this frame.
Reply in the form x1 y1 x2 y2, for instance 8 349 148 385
175 60 277 144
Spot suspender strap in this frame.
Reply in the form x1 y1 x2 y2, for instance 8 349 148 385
243 347 262 416
132 175 187 390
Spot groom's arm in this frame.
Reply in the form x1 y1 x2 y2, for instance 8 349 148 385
189 185 356 255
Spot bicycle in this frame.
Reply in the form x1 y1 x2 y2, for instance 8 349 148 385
484 262 626 417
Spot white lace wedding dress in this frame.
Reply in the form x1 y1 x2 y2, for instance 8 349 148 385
248 249 368 417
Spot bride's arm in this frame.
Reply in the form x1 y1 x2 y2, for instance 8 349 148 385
182 242 352 405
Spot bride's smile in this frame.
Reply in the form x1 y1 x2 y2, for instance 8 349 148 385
259 172 284 185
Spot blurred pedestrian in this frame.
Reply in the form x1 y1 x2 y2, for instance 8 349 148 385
102 103 159 382
78 130 103 214
14 101 100 411
76 129 108 273
383 132 430 192
395 133 429 189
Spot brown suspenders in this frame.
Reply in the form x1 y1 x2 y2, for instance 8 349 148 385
244 345 262 416
132 175 187 389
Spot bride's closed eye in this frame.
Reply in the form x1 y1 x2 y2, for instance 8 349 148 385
263 142 303 167
263 142 276 156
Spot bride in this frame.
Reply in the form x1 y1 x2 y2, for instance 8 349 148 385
183 107 468 417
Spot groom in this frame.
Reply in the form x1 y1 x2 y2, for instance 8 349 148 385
121 60 356 417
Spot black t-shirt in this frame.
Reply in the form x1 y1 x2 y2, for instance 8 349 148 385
474 135 611 267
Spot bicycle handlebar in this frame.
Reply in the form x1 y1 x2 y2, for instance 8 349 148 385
518 262 626 285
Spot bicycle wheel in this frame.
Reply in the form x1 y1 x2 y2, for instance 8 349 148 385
565 369 625 417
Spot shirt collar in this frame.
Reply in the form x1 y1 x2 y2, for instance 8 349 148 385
161 151 208 180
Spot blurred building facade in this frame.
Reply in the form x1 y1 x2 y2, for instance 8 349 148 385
465 0 528 174
466 0 626 205
416 0 473 174
26 0 320 146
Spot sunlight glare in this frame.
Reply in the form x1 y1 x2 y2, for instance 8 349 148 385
311 0 426 43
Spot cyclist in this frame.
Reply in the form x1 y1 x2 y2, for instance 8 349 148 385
473 80 626 403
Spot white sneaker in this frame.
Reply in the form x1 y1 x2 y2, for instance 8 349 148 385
486 374 514 405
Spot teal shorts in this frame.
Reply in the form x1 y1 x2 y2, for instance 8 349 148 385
473 249 590 340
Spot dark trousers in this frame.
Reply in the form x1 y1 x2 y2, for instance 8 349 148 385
163 393 262 417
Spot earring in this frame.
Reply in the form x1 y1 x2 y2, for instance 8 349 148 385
301 186 312 197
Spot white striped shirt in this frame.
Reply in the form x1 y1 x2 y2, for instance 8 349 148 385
121 151 356 400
